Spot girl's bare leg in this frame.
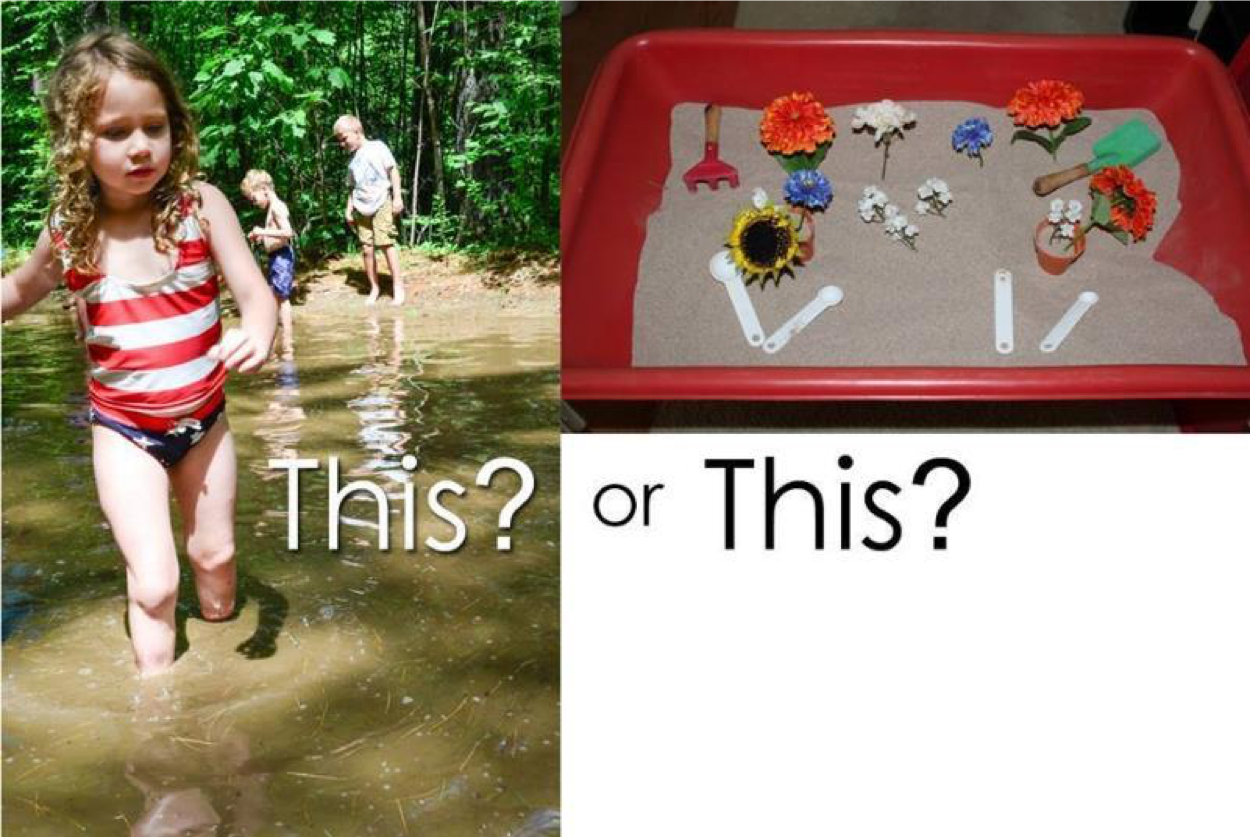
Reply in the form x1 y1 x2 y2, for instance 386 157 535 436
92 425 179 676
171 417 238 622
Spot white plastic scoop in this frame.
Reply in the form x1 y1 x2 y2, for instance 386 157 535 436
763 285 844 354
1040 291 1099 353
709 250 764 347
993 269 1014 354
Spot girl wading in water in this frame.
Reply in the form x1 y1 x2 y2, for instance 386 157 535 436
2 30 276 676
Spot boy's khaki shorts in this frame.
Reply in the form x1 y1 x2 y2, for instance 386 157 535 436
352 200 397 248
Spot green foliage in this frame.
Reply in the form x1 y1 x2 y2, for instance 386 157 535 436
1 1 559 258
0 0 77 245
1089 191 1130 245
1011 116 1092 161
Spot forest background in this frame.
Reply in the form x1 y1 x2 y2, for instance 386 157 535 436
1 0 561 262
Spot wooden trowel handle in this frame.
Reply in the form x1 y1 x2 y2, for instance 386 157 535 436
1033 163 1092 196
704 104 721 144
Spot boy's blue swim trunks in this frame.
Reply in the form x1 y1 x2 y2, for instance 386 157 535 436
267 245 296 300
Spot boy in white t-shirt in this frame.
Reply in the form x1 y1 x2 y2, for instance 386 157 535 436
333 114 406 305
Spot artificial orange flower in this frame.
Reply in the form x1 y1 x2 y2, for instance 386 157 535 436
760 92 835 155
1007 80 1085 129
1090 165 1157 242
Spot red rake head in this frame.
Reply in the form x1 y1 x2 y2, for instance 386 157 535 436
683 141 740 192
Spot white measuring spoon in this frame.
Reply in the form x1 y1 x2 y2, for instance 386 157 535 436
709 250 764 347
763 285 844 354
1040 291 1099 353
993 269 1014 354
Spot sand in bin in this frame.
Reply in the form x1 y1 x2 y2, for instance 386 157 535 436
633 102 1247 368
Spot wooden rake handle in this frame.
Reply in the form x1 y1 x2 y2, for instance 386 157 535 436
1033 163 1092 196
703 104 722 145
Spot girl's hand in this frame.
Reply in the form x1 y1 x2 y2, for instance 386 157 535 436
208 326 270 373
195 182 277 362
247 228 261 241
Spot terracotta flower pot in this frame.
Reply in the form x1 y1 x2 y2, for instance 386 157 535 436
1034 219 1086 275
792 207 817 263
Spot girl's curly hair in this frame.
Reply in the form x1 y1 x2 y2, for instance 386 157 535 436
43 29 202 274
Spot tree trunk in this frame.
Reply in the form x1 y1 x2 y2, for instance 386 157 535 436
409 105 425 246
415 0 447 209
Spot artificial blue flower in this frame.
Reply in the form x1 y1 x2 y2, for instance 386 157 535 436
952 117 993 165
782 169 833 210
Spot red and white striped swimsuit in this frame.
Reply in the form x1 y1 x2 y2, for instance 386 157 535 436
53 199 227 431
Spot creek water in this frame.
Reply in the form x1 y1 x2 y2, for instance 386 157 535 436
2 285 559 836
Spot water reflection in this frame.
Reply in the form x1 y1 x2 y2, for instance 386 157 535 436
347 311 424 483
251 357 307 475
126 723 270 836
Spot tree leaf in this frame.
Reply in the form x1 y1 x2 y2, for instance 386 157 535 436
262 59 293 89
221 58 246 78
327 67 350 90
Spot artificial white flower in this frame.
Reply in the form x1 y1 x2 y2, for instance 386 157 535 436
858 196 880 222
855 101 917 178
1059 222 1076 238
885 213 909 233
884 203 900 219
904 224 920 238
1050 198 1065 213
915 201 929 215
1064 200 1082 223
752 187 769 210
917 178 954 215
861 185 888 207
852 99 917 143
1048 208 1064 224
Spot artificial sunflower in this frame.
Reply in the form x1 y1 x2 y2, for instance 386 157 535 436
727 204 802 287
1088 164 1156 243
1007 80 1090 160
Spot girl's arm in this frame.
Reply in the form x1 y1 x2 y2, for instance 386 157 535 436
197 182 277 372
1 228 63 322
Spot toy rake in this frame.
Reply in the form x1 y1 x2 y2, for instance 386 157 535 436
683 105 739 192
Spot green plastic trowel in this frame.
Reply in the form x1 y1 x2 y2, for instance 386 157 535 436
1032 118 1161 196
